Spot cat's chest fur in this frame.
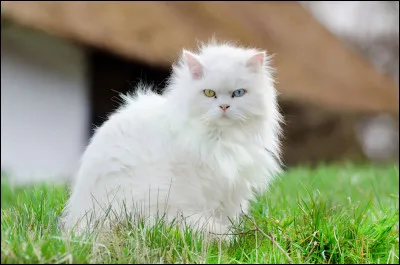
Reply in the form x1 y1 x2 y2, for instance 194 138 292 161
170 124 269 209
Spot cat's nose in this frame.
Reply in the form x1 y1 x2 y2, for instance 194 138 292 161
219 104 230 111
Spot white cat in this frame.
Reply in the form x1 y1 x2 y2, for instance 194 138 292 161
60 41 283 239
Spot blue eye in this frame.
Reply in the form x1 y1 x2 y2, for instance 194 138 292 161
232 89 247 98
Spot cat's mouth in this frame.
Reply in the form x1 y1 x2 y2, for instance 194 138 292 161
216 113 235 126
220 113 231 121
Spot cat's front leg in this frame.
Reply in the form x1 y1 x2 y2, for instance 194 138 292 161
183 213 232 240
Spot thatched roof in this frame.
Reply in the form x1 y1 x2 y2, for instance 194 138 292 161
1 1 398 115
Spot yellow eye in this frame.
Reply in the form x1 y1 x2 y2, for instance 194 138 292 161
203 89 216 98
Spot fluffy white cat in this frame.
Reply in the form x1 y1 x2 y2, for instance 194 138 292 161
60 41 283 239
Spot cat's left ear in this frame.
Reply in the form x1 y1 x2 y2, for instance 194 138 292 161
246 51 266 72
182 50 204 80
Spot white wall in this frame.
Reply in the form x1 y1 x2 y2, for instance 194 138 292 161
1 23 90 184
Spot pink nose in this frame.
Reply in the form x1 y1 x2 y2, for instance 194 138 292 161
219 104 230 111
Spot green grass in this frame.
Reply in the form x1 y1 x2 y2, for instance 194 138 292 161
1 163 399 264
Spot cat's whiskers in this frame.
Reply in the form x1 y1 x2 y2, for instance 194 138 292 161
199 112 214 124
199 109 222 124
235 113 250 124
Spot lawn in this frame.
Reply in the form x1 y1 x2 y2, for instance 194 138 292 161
1 163 399 264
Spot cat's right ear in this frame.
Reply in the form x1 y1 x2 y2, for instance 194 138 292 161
246 51 266 72
182 50 204 80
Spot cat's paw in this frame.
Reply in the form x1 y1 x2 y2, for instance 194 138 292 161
206 221 236 241
181 213 235 241
206 219 228 234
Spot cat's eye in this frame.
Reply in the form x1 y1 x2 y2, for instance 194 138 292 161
232 89 247 98
203 89 216 98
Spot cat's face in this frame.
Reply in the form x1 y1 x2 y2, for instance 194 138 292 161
172 45 277 128
188 67 269 127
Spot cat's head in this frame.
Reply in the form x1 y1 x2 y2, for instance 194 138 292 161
167 42 280 129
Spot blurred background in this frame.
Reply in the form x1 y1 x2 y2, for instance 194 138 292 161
1 1 399 184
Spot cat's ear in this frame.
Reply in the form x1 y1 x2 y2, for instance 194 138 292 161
182 50 204 80
246 51 266 72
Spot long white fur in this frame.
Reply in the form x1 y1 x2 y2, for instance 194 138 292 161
60 40 283 238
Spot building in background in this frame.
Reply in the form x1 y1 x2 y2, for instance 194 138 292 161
1 1 398 184
1 21 89 183
301 1 399 162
